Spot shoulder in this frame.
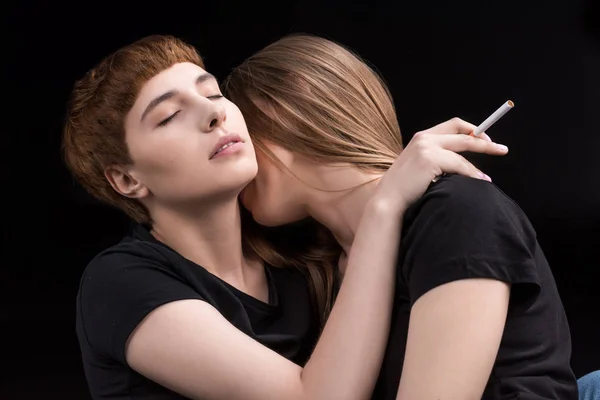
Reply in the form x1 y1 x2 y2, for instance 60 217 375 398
405 174 533 237
78 233 189 311
81 237 171 285
77 233 204 361
399 174 541 306
421 174 516 213
85 236 168 272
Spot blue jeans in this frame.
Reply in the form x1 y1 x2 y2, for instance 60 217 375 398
579 370 600 400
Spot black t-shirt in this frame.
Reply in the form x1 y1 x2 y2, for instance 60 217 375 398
372 175 578 400
75 225 320 400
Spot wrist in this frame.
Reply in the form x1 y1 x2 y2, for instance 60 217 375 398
365 195 407 220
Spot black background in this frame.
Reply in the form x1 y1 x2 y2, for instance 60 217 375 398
7 0 599 398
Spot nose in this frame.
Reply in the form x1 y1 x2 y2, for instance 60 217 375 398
202 102 226 132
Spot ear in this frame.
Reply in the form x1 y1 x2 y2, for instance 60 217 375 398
104 165 149 199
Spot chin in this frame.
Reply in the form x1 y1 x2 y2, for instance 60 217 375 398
251 207 307 228
242 157 259 179
244 204 277 227
252 215 281 227
230 158 258 187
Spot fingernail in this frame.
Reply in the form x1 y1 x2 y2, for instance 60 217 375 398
496 144 509 152
484 173 492 182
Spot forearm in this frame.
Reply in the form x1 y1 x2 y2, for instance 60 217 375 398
302 201 402 400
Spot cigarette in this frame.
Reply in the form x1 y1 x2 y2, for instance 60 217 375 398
471 100 514 137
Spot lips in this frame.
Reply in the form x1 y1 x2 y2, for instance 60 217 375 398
210 134 243 159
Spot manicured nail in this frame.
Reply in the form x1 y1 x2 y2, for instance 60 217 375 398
496 144 508 152
479 171 492 181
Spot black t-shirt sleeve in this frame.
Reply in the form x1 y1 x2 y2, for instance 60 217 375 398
401 175 541 311
77 243 205 364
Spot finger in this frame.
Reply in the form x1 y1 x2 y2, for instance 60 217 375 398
478 132 493 142
431 133 509 155
469 130 492 142
424 117 478 136
437 150 492 182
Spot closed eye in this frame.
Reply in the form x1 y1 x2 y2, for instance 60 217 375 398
157 95 222 127
158 111 180 127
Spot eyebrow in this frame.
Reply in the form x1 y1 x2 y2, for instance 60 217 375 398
140 73 217 122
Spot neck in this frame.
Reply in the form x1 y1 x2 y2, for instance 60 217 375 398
302 164 383 255
149 198 256 282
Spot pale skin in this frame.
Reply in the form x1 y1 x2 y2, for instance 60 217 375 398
103 62 508 400
243 119 511 400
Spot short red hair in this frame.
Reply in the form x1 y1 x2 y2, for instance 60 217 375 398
62 35 204 222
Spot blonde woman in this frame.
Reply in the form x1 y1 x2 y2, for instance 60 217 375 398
224 34 578 400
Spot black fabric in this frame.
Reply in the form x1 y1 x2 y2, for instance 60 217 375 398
76 225 319 400
372 174 578 400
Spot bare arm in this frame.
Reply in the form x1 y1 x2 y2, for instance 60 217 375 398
126 203 401 400
301 201 401 399
125 119 507 400
395 276 510 400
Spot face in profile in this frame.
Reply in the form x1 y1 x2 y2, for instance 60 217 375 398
241 140 312 227
109 62 257 208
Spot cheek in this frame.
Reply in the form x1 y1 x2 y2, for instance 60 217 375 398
135 142 194 179
242 162 279 220
128 134 212 196
247 161 309 226
227 102 250 135
240 178 276 226
127 140 168 177
254 156 280 197
240 180 256 211
245 163 271 210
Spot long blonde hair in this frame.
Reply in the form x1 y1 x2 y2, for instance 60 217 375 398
224 34 404 324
